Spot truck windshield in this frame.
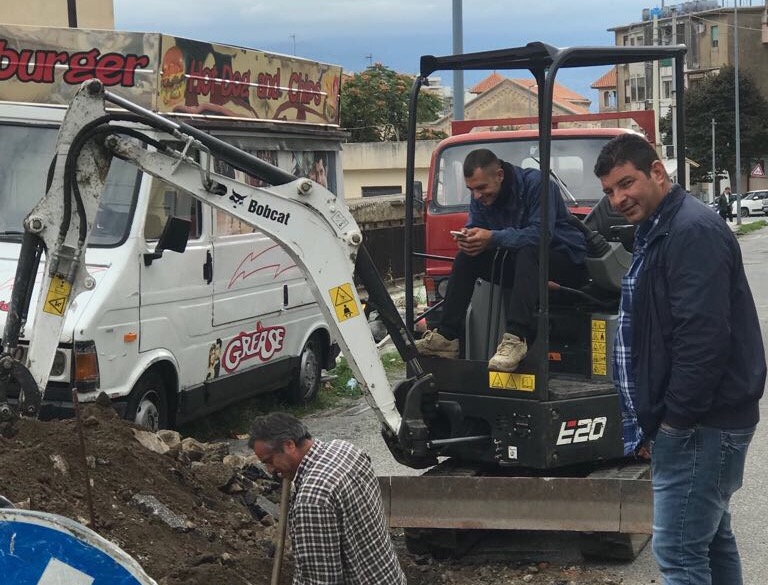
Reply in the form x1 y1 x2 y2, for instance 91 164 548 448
432 137 612 210
0 123 140 246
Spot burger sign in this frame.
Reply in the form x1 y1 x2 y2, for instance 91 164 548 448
160 45 185 107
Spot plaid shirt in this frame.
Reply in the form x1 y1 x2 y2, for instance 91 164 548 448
289 439 405 585
613 209 663 455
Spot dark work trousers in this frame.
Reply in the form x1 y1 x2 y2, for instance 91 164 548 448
437 245 585 341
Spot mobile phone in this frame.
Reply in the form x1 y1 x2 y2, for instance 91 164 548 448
450 230 466 239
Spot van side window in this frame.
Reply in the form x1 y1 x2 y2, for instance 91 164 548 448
145 177 202 240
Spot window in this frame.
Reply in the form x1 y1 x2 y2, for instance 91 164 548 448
0 124 139 247
630 75 646 102
603 90 617 108
623 35 629 46
711 25 719 48
624 80 631 104
361 186 402 197
662 79 672 99
145 181 202 240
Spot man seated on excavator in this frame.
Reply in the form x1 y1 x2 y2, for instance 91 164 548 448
416 148 587 371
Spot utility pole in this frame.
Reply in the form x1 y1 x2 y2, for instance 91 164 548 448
712 118 717 203
67 0 77 27
651 7 662 157
670 7 678 160
452 0 464 122
290 34 296 56
734 1 743 225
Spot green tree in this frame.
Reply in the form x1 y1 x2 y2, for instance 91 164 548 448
683 67 768 185
340 63 445 142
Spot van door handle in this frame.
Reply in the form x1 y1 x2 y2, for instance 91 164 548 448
203 251 213 284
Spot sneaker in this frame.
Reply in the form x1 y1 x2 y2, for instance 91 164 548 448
488 333 527 372
415 329 459 359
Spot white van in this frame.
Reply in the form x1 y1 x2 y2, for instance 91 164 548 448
0 25 344 428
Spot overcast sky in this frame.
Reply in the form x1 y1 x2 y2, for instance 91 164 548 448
113 1 683 110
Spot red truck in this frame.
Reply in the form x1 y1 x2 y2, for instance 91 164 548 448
421 112 655 326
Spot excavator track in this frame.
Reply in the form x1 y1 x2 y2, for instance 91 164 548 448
379 458 651 560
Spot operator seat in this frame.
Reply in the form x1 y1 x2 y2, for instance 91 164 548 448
583 195 635 253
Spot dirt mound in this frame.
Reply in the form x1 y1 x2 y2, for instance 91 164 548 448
0 403 288 585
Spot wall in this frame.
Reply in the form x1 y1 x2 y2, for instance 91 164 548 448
342 140 438 200
3 0 114 28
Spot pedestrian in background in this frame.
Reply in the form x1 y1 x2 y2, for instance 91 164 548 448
248 413 406 585
594 134 765 585
718 186 733 223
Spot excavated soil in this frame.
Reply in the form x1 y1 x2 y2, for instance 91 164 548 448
0 402 628 585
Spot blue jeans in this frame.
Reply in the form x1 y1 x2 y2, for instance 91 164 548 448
651 424 755 585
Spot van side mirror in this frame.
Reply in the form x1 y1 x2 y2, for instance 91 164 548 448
143 216 191 266
413 180 424 209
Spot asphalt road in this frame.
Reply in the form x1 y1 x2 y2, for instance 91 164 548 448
299 219 768 584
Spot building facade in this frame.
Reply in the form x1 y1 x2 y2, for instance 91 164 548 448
4 0 114 29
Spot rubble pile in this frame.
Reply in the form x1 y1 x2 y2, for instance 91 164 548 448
0 402 289 585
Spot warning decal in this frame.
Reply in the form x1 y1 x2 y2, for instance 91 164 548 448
43 276 72 316
488 371 536 392
591 319 607 376
328 283 360 322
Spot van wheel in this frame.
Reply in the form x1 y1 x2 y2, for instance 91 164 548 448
125 372 168 431
285 336 322 405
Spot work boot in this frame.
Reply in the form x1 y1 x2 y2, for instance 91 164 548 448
415 329 459 359
488 333 527 372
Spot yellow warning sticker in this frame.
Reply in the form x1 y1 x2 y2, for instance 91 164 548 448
488 371 536 392
43 276 71 316
328 283 360 322
591 319 608 376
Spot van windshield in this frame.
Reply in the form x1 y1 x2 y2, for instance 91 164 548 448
432 136 612 210
0 123 140 246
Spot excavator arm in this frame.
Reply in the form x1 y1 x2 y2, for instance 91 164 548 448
0 80 436 466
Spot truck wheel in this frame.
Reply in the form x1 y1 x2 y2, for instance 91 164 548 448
284 336 322 405
125 372 168 431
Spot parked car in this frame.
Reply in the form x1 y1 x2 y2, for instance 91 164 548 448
732 190 768 217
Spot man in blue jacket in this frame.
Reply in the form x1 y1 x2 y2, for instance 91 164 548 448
594 133 765 585
416 148 587 371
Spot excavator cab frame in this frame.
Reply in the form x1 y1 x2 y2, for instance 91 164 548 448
400 43 687 468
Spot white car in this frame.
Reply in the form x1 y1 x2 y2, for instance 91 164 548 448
732 190 768 217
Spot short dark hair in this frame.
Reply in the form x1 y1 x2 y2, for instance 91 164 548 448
464 148 501 178
247 412 312 450
593 133 659 178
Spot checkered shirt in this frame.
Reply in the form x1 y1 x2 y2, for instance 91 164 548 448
613 212 662 455
289 439 406 585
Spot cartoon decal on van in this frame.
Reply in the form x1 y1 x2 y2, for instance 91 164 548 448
222 322 286 373
206 339 223 381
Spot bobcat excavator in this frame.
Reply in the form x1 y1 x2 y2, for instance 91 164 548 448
0 42 686 558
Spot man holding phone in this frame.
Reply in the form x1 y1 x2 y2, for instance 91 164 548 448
416 148 587 371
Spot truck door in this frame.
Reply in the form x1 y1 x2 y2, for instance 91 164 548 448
138 177 213 388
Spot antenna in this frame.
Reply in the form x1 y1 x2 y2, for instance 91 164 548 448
365 54 373 67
